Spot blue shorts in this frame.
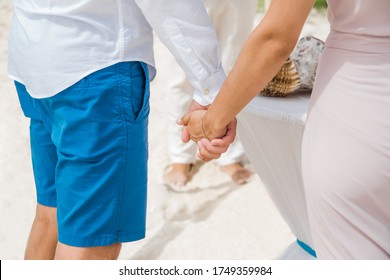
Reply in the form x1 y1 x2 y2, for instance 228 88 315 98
15 62 150 247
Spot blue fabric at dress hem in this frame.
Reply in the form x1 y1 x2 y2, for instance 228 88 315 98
297 239 317 258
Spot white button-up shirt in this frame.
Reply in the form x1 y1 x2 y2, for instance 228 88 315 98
8 0 226 105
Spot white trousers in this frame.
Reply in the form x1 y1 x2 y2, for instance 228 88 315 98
166 0 258 165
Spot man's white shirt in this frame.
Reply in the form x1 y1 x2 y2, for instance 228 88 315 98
8 0 225 105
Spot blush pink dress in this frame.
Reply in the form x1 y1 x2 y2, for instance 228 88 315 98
302 0 390 259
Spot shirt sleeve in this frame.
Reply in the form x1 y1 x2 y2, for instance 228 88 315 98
135 0 226 105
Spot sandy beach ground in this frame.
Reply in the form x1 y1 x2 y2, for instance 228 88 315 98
0 1 329 260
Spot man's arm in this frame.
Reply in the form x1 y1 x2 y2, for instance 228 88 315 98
134 0 226 106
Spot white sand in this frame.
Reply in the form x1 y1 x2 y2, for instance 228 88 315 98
0 1 329 260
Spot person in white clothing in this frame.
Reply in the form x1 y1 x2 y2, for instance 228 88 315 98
8 0 235 260
164 0 257 190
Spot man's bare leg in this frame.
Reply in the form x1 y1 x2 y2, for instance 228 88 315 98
55 242 122 260
24 204 58 260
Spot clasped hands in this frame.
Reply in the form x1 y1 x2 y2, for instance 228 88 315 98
177 100 236 162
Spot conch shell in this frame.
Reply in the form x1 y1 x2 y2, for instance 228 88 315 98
260 58 300 97
260 35 325 97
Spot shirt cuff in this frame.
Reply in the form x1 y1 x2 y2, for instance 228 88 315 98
193 68 226 106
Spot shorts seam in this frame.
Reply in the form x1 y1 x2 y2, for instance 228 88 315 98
58 229 145 247
37 194 57 208
115 63 128 241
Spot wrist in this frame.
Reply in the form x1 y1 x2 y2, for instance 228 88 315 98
202 111 226 139
190 100 209 112
200 112 210 141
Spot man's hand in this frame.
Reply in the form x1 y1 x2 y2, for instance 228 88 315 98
181 100 208 143
178 109 210 143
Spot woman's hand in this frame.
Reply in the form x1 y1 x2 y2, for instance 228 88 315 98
196 118 237 161
178 110 237 161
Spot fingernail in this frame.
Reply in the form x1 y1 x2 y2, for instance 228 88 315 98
176 119 182 125
211 139 220 146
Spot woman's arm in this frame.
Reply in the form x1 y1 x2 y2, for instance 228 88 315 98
181 0 316 144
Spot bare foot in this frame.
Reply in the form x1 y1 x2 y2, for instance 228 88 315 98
220 163 254 185
163 163 192 190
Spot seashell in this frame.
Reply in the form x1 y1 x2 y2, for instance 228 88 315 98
290 35 325 90
259 35 325 97
260 58 300 97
